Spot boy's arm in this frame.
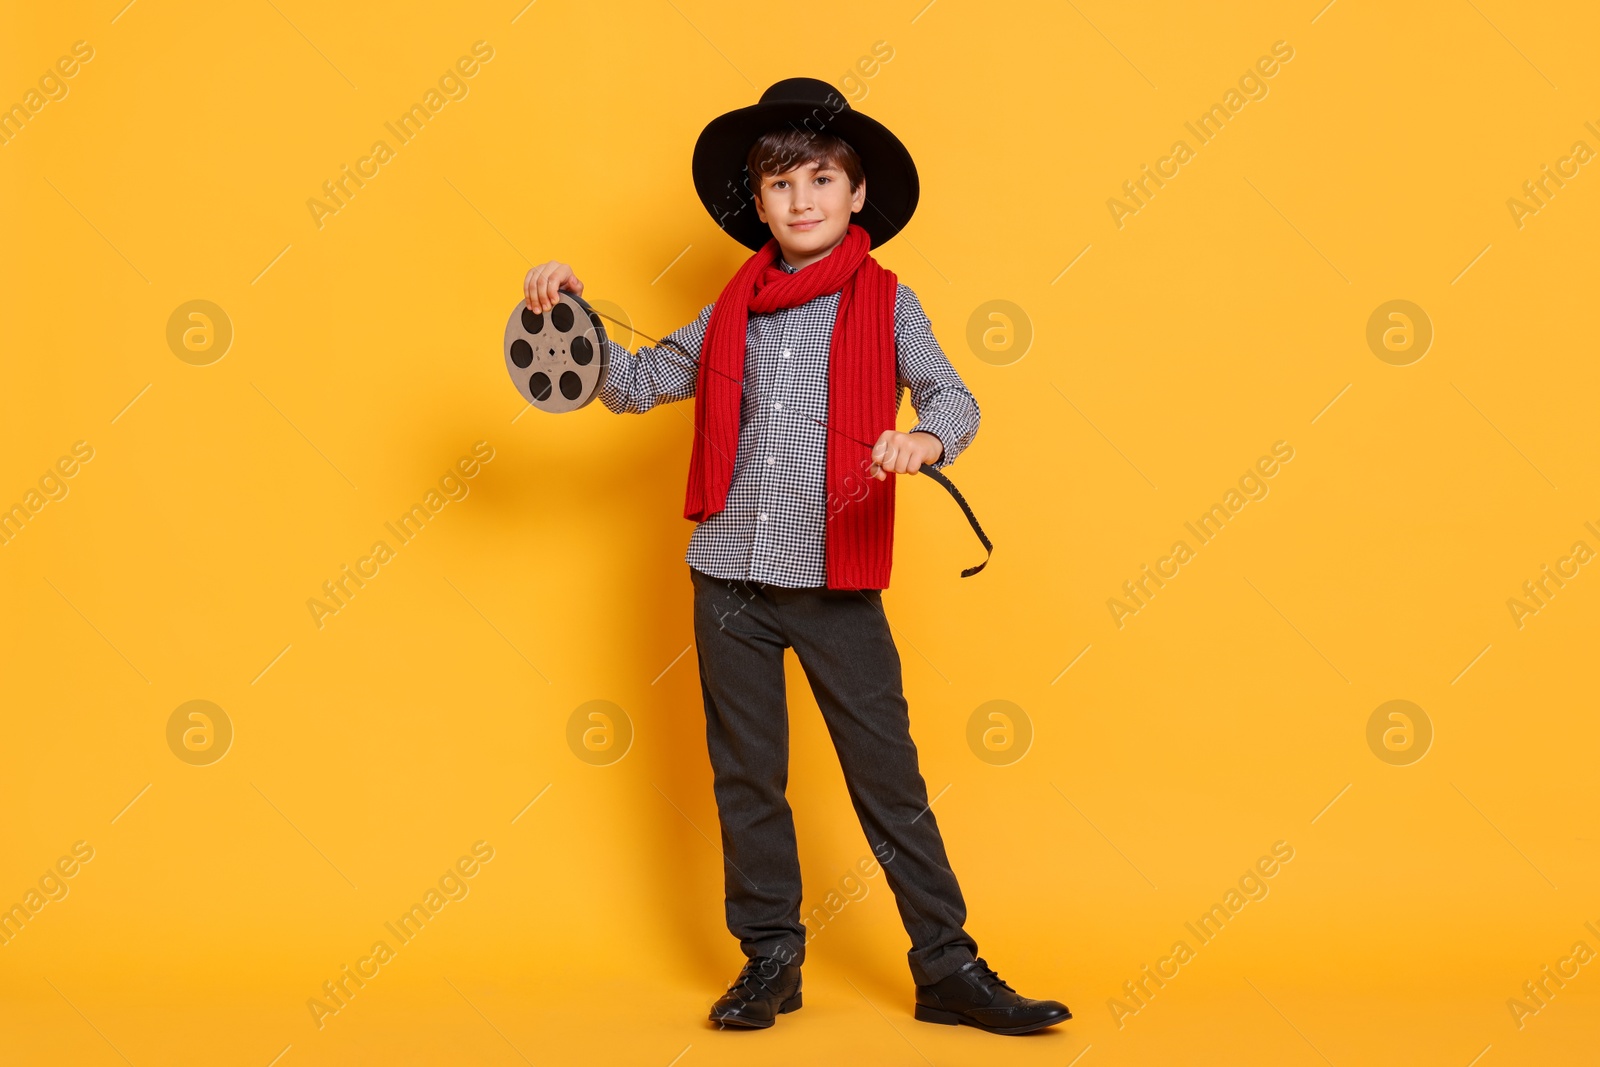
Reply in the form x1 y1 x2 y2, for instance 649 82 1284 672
597 302 715 414
894 283 981 470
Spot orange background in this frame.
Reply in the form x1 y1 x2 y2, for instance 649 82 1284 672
2 1 1597 1063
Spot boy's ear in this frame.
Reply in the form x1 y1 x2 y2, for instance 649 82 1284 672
851 177 867 213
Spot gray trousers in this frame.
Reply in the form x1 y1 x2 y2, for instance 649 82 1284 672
689 565 980 987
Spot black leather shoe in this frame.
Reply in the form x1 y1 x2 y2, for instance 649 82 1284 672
913 957 1071 1035
708 955 803 1029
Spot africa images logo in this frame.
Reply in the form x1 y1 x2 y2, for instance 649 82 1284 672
305 41 495 230
1106 441 1295 628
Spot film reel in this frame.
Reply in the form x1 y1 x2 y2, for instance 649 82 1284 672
503 291 609 413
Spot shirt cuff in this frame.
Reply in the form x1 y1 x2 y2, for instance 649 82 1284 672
910 418 962 470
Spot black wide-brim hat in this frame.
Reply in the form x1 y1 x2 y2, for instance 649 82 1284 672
692 77 919 252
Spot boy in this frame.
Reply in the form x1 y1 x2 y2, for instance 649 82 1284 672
522 78 1070 1036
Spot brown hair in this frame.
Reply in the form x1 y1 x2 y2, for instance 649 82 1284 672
745 128 864 195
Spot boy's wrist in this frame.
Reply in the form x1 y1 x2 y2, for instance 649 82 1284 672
908 430 945 466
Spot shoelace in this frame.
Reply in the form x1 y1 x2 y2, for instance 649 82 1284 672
969 957 1016 994
729 957 785 995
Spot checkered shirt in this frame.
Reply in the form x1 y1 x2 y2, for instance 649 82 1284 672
598 260 980 588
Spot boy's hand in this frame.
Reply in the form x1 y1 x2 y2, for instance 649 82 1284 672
868 430 943 480
524 260 584 313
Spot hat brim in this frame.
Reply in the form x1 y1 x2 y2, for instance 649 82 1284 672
693 101 919 252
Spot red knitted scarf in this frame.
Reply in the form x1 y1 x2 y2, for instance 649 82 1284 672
683 223 898 590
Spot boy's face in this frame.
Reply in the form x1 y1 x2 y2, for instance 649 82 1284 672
751 158 867 268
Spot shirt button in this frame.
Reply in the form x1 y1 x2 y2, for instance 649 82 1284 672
766 456 775 465
782 348 791 358
774 401 783 410
759 512 768 521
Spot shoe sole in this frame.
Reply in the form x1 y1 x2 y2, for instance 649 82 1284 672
711 991 803 1029
913 1002 1071 1035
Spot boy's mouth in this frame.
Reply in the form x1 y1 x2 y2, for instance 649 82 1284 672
789 219 822 231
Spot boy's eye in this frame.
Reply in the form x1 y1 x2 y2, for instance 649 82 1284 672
816 176 830 185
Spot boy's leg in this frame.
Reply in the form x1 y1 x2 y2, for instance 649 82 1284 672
689 566 807 968
775 585 980 987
